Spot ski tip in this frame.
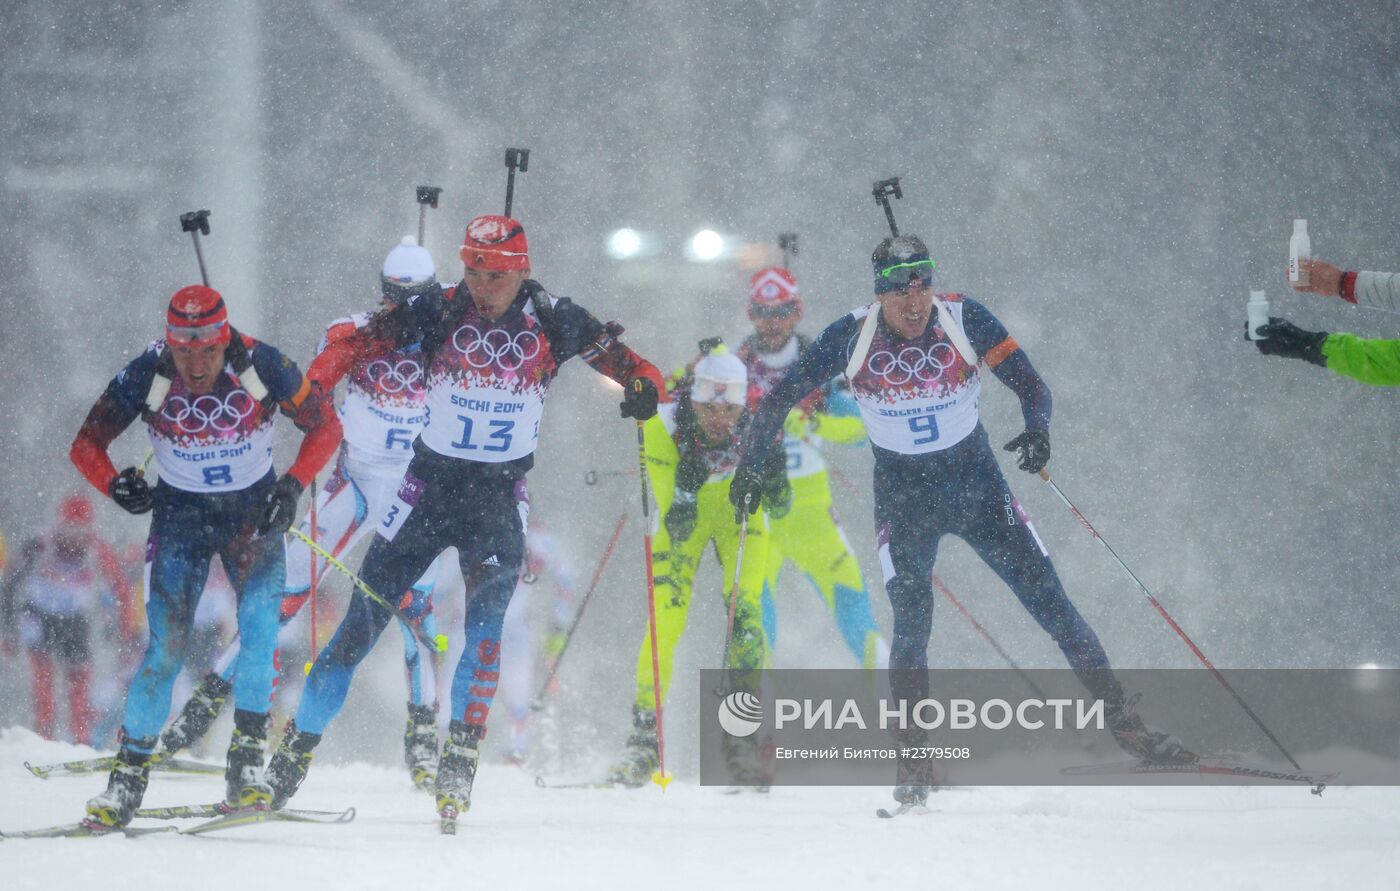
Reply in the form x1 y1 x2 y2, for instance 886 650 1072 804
533 775 547 789
303 661 313 676
651 769 674 791
22 762 47 779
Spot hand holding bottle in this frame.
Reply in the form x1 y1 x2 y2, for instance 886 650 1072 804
1292 258 1344 299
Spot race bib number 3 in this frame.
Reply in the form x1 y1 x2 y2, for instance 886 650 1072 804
380 471 426 542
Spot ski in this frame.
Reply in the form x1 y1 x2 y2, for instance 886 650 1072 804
533 775 620 790
0 821 178 840
1060 756 1338 791
876 804 930 819
25 754 223 779
135 802 352 821
180 805 355 836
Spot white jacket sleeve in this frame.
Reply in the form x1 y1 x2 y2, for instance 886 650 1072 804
1354 271 1400 312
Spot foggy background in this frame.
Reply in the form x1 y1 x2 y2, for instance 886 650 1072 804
2 1 1397 774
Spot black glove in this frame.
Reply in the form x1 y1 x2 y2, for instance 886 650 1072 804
255 474 303 536
1250 317 1328 366
620 378 659 420
109 467 154 514
664 490 698 542
729 465 765 523
760 448 792 519
762 474 792 519
1003 429 1050 474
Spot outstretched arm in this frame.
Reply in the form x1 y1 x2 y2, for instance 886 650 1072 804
1297 259 1400 312
548 295 667 415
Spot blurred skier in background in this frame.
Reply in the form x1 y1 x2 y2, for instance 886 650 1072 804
1 493 137 745
497 524 578 765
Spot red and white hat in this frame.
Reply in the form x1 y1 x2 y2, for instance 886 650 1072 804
748 266 802 313
166 284 231 345
460 215 529 271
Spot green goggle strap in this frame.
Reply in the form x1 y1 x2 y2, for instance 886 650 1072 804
879 259 938 279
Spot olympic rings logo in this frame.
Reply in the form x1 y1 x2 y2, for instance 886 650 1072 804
451 324 542 372
365 358 425 395
867 342 959 385
161 391 257 434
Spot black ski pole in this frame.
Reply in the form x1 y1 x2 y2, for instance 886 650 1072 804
416 185 442 246
778 232 798 268
179 210 212 286
1037 468 1302 771
872 178 903 237
504 148 530 216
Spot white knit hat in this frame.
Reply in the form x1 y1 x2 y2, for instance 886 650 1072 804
692 348 748 405
382 235 435 285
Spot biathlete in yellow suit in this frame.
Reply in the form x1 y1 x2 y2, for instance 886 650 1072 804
739 267 890 669
609 345 788 786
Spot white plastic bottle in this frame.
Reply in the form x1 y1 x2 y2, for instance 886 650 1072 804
1288 219 1310 288
1247 289 1270 340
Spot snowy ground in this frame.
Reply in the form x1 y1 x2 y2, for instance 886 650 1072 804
1 728 1396 890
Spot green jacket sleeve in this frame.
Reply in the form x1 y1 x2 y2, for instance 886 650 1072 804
643 414 680 516
1322 333 1400 387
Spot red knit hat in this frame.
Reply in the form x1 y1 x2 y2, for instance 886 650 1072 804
748 266 802 315
166 284 231 345
59 493 94 527
460 215 530 271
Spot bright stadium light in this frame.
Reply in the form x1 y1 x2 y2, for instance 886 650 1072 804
607 228 643 260
687 229 725 262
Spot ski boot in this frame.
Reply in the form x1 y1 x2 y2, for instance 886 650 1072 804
159 671 232 755
891 759 934 812
403 702 439 792
607 705 659 788
224 709 273 810
722 732 773 792
435 720 482 835
1107 695 1197 765
84 737 155 828
266 721 322 809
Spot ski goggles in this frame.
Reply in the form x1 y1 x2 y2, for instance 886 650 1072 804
166 320 231 345
875 259 937 293
749 301 800 319
382 277 437 306
692 378 747 406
